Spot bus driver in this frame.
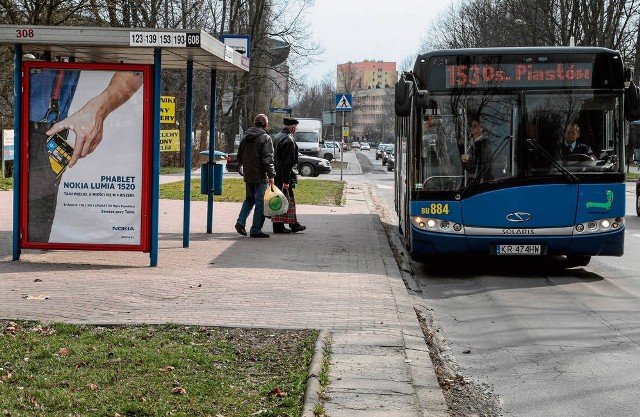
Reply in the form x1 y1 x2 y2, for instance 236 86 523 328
561 124 594 159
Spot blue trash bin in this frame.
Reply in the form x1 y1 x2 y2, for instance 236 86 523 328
200 163 223 195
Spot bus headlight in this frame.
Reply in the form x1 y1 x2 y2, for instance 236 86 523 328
574 217 624 235
411 216 464 234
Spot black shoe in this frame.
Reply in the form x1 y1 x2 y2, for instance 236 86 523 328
273 224 291 234
290 223 306 233
235 223 247 236
250 232 270 238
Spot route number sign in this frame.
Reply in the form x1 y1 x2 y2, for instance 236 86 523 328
129 32 201 48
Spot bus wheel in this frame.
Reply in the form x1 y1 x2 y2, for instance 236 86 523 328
563 255 591 268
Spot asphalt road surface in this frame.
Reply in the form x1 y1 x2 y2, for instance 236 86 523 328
355 147 640 416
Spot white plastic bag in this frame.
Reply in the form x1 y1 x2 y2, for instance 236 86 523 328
263 183 289 217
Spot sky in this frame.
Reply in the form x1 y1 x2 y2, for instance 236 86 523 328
302 0 454 84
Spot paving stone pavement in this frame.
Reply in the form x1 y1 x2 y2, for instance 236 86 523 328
0 166 448 416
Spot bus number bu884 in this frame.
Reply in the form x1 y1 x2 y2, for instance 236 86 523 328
421 203 449 215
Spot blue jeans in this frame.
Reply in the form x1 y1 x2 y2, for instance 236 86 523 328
236 181 268 235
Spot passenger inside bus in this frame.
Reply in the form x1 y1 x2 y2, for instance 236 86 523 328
460 116 494 181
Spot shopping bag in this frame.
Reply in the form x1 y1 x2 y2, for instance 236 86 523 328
263 183 289 217
272 190 297 224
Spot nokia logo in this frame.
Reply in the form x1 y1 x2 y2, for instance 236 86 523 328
506 212 532 222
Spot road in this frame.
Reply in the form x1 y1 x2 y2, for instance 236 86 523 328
350 148 640 416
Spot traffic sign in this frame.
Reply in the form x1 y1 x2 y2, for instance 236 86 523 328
269 107 292 114
335 94 352 111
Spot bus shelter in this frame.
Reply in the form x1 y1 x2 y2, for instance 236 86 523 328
0 25 249 266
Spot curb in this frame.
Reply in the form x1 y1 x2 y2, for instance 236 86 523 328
302 329 330 417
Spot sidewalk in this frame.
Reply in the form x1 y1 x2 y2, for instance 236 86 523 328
0 154 448 416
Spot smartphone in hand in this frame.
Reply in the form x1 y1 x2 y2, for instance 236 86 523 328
47 129 73 177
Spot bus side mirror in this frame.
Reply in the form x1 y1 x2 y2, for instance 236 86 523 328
415 90 430 108
395 77 413 117
633 147 640 165
624 81 640 121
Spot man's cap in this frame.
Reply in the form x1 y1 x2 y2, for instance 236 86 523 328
283 117 299 126
254 114 269 127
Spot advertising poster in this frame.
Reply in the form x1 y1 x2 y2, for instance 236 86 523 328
22 63 150 250
160 129 180 152
160 95 175 123
2 129 14 161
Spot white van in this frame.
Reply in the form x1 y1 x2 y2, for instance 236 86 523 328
294 118 322 158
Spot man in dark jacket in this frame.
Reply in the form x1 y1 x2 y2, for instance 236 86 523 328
271 117 306 234
461 116 494 182
235 114 276 238
561 124 595 159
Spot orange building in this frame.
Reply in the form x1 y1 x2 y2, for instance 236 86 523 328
336 61 397 141
337 60 397 90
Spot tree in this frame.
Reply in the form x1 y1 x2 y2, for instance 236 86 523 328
0 0 321 162
292 78 335 119
421 0 640 64
208 0 319 152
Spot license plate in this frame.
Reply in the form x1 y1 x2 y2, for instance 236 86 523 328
496 244 542 255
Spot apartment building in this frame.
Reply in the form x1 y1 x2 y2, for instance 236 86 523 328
336 60 397 142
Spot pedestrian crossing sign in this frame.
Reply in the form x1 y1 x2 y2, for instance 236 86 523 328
335 94 352 111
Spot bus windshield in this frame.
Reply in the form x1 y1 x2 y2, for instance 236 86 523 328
416 91 621 192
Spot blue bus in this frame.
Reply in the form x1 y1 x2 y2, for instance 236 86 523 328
394 47 640 267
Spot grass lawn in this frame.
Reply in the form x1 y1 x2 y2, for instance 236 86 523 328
1 173 334 416
0 320 318 417
160 177 345 206
0 177 12 191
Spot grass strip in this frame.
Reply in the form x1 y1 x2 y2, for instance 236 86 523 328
1 321 317 417
160 177 344 206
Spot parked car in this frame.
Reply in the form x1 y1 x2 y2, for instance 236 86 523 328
351 141 361 150
360 142 370 151
386 152 395 171
382 145 395 166
376 143 393 160
297 153 332 176
320 141 342 161
223 153 243 176
223 152 331 177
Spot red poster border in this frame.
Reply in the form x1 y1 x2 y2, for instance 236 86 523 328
20 62 153 252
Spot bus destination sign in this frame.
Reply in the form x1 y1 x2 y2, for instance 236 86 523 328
445 62 593 89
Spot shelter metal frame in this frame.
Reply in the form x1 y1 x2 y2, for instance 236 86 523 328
0 25 248 266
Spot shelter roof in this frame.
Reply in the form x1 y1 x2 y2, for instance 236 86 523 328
0 25 248 72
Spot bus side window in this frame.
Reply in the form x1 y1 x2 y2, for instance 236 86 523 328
633 148 640 165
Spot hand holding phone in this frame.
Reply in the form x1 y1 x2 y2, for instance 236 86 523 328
46 129 74 177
